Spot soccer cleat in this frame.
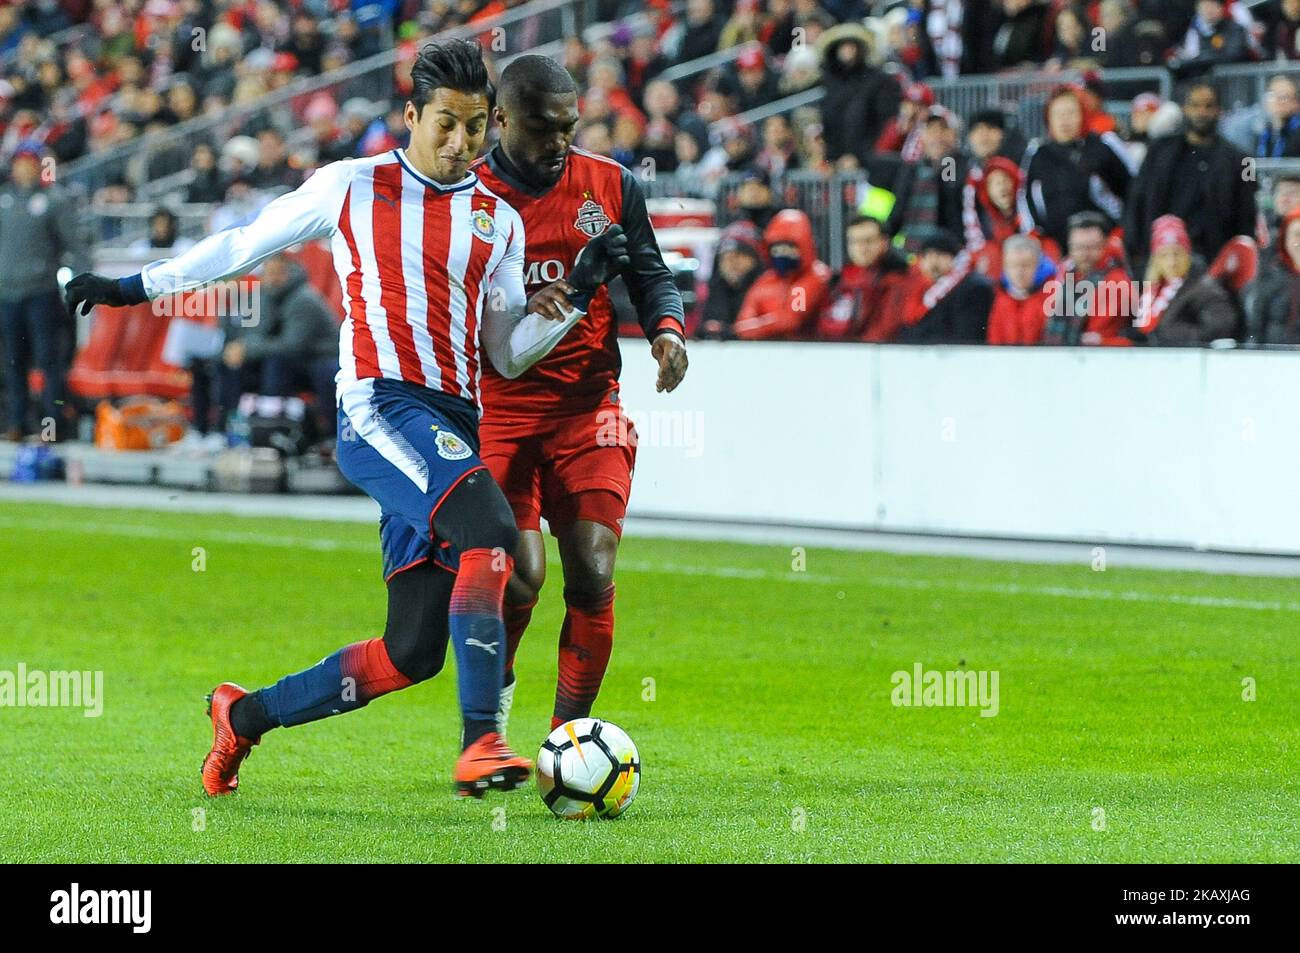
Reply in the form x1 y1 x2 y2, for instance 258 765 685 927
495 678 516 740
201 682 260 796
454 732 532 798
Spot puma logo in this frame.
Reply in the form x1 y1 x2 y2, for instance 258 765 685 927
376 193 399 210
466 638 498 655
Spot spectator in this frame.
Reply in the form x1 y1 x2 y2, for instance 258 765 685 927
964 108 1026 167
732 168 779 231
1268 173 1300 244
1021 86 1135 252
1046 6 1095 70
1172 0 1251 77
671 0 726 63
1247 207 1300 344
719 0 764 49
697 221 766 339
896 228 993 344
207 253 340 436
672 128 719 197
1125 83 1259 270
778 40 822 95
988 0 1050 70
886 108 968 254
1043 211 1133 346
817 21 901 171
988 234 1057 344
0 147 89 442
185 142 225 204
755 114 799 179
721 45 781 113
1130 215 1240 345
1098 0 1158 69
1122 93 1163 168
733 209 832 339
128 207 195 257
816 215 910 341
248 129 302 192
624 23 670 107
1258 0 1300 60
874 82 934 160
1256 75 1300 158
966 156 1057 279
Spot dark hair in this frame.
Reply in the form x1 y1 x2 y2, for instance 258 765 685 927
1067 210 1111 234
846 214 886 236
968 108 1006 131
1180 80 1219 107
409 39 493 116
497 54 577 112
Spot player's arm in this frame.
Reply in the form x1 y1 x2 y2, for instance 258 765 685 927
616 169 688 392
64 162 353 318
481 213 626 379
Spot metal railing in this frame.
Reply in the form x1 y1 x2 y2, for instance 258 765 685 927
57 0 597 196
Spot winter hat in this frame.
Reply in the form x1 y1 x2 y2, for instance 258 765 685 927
1151 215 1191 254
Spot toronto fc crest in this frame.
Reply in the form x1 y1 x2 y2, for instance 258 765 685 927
574 194 611 238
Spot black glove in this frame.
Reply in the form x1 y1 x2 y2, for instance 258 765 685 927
64 272 142 319
567 224 630 295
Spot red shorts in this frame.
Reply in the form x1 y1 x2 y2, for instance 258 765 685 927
479 400 637 537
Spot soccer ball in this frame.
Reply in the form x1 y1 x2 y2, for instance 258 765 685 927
536 718 641 820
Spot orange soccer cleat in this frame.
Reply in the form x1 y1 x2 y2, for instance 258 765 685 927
454 732 532 798
201 682 260 796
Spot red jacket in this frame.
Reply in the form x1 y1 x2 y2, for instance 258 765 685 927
988 286 1051 344
734 210 833 340
815 247 911 341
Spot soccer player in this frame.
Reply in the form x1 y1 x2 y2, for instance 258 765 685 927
63 40 629 797
470 55 689 735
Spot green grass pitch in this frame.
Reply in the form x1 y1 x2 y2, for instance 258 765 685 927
1 500 1296 863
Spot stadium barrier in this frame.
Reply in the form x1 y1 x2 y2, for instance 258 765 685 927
617 339 1300 555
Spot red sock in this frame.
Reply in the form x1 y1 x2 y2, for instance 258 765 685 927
503 597 537 682
554 584 615 724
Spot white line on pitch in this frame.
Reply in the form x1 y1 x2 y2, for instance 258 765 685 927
3 514 1296 615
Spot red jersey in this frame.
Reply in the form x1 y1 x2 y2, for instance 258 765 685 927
471 146 685 419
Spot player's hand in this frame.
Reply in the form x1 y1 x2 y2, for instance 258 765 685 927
527 280 578 322
652 332 688 393
568 224 630 294
64 272 128 319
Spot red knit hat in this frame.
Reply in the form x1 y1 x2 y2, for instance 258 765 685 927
1151 215 1191 253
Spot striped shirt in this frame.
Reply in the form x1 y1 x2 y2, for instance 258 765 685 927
138 148 526 407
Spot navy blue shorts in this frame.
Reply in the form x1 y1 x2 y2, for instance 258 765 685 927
336 378 486 580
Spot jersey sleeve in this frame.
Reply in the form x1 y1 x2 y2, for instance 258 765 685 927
618 168 686 341
481 205 586 379
139 160 355 298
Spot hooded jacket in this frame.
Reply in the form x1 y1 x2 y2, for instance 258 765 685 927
733 210 833 340
818 29 902 168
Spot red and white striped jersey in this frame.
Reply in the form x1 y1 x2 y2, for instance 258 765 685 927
138 148 525 407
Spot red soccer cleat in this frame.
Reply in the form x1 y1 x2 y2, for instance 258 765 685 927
454 732 532 798
201 682 260 796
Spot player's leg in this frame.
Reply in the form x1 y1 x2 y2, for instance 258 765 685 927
479 428 545 738
540 402 637 728
551 507 621 729
202 560 454 796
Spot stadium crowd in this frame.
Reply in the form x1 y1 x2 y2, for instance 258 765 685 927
5 1 1300 442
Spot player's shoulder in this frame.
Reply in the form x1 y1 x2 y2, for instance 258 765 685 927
472 179 524 232
568 148 636 188
302 153 391 190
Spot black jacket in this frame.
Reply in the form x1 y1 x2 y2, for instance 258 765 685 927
1245 251 1300 344
1124 133 1259 267
698 262 763 339
897 273 995 344
1021 133 1134 250
819 39 902 167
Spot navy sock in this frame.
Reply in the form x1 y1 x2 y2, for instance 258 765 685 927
450 548 511 748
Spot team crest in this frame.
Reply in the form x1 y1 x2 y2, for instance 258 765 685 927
471 208 496 242
574 195 611 238
434 429 472 461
